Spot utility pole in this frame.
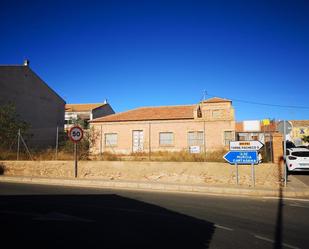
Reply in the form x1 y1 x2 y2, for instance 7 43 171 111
55 126 59 160
17 129 20 160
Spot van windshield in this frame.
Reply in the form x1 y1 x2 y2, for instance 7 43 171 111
292 151 309 157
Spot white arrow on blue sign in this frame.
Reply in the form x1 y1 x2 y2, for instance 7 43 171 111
223 151 258 164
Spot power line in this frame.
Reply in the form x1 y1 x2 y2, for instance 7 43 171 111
204 92 309 110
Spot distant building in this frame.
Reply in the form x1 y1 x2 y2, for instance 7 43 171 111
290 120 309 146
65 101 114 130
90 97 235 155
236 120 277 143
0 59 65 148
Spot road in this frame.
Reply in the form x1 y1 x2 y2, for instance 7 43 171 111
292 172 309 186
0 182 308 249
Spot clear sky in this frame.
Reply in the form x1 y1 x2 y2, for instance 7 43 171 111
1 0 308 121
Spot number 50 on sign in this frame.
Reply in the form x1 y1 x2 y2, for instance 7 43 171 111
69 126 84 143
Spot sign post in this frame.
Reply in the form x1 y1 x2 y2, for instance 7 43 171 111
283 121 287 187
236 163 239 185
251 163 255 187
69 126 84 178
278 120 292 187
229 141 264 151
224 141 263 187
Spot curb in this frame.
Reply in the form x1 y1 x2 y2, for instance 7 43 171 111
1 176 309 198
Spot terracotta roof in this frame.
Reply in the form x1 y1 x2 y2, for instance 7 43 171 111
65 103 105 112
202 97 232 103
91 105 195 123
290 120 309 127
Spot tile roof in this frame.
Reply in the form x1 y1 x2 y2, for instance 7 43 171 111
65 103 105 112
290 120 309 127
91 105 195 123
201 97 232 103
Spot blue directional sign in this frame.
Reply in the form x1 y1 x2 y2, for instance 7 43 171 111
223 151 258 165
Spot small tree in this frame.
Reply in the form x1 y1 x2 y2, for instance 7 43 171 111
302 135 309 143
0 103 29 149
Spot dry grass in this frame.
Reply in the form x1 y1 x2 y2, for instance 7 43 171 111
90 152 122 161
0 148 227 162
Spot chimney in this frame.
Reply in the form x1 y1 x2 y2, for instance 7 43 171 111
23 59 30 66
103 99 108 104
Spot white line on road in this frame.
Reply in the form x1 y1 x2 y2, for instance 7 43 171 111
254 235 300 249
214 224 234 231
262 197 309 202
289 203 309 209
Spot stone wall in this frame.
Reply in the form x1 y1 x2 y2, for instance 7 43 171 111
1 160 283 187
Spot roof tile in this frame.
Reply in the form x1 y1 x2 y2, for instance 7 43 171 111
91 105 195 122
65 103 105 112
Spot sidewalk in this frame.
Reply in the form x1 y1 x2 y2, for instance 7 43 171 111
1 175 308 198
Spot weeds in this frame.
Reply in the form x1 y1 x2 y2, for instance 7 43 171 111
0 146 227 162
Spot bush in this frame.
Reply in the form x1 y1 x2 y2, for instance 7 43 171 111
0 163 5 175
0 103 30 150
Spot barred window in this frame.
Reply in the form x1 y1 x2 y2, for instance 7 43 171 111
224 131 234 146
159 132 174 146
105 133 117 146
188 131 204 146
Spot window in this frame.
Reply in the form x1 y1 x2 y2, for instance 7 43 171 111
159 132 174 146
105 133 117 146
188 131 204 146
212 109 222 119
224 131 234 146
65 119 73 125
291 151 309 157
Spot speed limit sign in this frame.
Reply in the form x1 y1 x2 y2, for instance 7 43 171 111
69 126 84 143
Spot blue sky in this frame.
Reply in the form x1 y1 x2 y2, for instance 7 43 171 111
1 0 308 121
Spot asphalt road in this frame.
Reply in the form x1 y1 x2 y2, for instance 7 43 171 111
292 172 309 186
0 182 308 249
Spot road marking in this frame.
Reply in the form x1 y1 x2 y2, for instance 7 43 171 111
263 197 309 202
289 203 309 209
214 224 234 231
254 235 300 249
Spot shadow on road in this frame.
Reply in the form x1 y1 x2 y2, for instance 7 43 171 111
274 158 284 249
0 194 215 249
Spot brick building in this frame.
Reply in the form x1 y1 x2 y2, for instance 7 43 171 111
90 97 235 155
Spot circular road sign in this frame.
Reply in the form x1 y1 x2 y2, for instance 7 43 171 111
69 126 84 143
277 121 292 135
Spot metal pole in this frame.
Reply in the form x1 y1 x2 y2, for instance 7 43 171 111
148 122 151 161
74 143 78 178
270 131 273 163
236 163 239 185
17 129 20 160
55 126 59 160
251 163 255 187
203 120 206 161
20 134 33 160
283 121 287 187
100 125 103 156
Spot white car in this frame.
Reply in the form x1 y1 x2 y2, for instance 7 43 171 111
286 148 309 172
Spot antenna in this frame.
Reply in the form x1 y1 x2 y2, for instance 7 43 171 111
203 90 208 101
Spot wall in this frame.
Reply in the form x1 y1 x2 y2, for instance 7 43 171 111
0 66 65 147
0 160 282 187
91 119 235 154
92 103 115 119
